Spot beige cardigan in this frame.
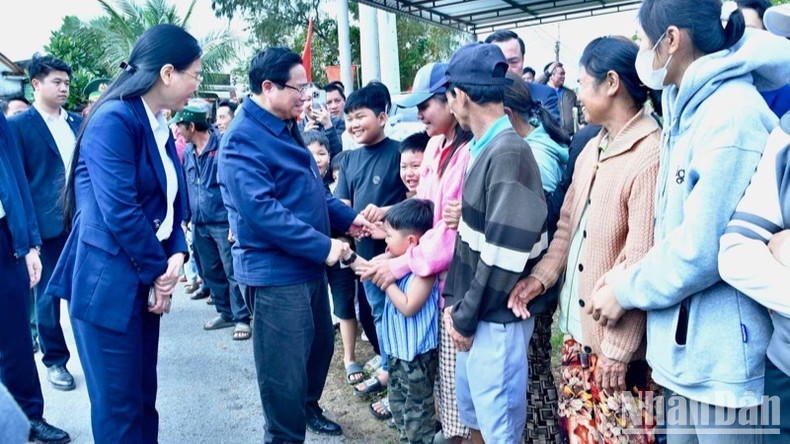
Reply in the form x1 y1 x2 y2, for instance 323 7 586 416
530 107 661 363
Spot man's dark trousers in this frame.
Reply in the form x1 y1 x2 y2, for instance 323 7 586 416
250 278 334 443
193 222 250 322
36 232 70 367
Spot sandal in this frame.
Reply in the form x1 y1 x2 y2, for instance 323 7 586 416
232 323 251 341
345 362 366 385
203 316 234 331
363 355 383 373
369 397 392 420
353 376 385 397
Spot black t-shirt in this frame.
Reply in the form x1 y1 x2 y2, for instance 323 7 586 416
335 137 407 259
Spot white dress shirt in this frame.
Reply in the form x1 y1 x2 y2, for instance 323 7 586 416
33 103 77 178
141 98 178 241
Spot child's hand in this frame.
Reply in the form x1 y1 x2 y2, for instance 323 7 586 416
361 204 386 223
768 229 790 267
348 214 375 240
443 200 461 229
303 119 319 132
368 222 386 240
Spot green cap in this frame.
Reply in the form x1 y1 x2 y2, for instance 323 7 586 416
83 78 111 102
169 105 208 125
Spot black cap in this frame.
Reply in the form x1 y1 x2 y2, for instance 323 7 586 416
437 42 512 89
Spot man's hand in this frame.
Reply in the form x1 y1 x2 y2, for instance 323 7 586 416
594 355 628 393
444 308 473 351
443 200 461 229
768 229 790 267
312 105 333 128
154 253 185 297
326 239 350 266
359 259 398 290
587 284 626 328
348 214 376 240
25 248 42 288
507 276 544 319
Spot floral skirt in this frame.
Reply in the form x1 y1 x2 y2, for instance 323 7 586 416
558 338 658 444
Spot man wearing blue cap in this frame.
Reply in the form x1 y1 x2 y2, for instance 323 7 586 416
440 42 549 443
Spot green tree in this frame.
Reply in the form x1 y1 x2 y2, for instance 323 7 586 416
45 16 112 109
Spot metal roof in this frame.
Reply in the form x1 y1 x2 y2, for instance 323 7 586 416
357 0 642 34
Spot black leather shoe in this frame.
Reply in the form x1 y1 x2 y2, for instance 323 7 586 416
47 365 75 391
29 419 71 444
306 410 342 436
190 288 210 300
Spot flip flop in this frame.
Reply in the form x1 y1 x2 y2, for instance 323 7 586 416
345 362 366 385
353 376 385 397
363 355 383 373
232 323 251 340
369 397 392 420
203 316 235 331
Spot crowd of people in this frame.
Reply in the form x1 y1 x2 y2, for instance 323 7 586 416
1 0 789 443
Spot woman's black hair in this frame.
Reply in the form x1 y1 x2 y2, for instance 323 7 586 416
638 0 746 54
579 36 662 116
503 72 571 146
426 93 473 177
62 24 201 232
344 81 391 116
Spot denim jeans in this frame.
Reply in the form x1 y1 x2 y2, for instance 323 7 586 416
362 280 389 372
193 223 250 323
250 278 335 443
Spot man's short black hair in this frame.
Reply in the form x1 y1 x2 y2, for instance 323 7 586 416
302 130 330 149
448 82 505 105
383 198 434 236
735 0 772 19
344 81 391 116
181 121 210 132
249 47 303 95
1 96 30 113
217 100 238 116
484 30 525 56
27 54 72 82
399 131 430 154
522 66 536 76
323 81 346 101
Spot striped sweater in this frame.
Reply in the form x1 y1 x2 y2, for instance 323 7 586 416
443 128 548 337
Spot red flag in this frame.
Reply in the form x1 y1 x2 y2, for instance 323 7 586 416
302 18 314 82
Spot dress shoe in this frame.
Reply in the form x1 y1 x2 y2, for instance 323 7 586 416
306 409 342 436
29 418 71 444
47 365 75 391
190 287 210 300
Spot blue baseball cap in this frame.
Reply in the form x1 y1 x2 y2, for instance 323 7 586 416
395 62 448 108
438 42 512 88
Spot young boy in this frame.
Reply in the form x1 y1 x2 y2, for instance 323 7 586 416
399 131 430 198
335 81 408 398
304 130 331 178
342 199 439 443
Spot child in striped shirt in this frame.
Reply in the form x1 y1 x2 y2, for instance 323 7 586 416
342 198 439 443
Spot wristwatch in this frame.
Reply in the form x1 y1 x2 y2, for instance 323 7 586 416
340 252 357 267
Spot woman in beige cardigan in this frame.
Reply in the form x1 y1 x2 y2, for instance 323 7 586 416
508 36 662 443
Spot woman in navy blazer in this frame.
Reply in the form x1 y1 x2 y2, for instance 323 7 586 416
46 24 201 443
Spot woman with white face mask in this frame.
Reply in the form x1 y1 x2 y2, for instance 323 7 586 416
584 0 790 442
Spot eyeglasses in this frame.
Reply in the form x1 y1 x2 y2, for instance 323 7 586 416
182 71 203 86
275 82 310 94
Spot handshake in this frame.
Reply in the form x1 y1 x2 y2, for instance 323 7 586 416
325 213 378 266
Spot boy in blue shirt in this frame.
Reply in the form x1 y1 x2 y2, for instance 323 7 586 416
335 81 408 397
343 198 439 443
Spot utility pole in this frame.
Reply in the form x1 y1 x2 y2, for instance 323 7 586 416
554 23 560 61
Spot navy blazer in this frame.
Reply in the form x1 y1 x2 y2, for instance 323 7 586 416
0 114 41 257
527 81 560 123
46 97 189 333
7 106 81 240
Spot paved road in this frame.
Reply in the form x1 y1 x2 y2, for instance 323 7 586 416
34 285 348 444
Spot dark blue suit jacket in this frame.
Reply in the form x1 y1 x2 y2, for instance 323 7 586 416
527 81 560 122
7 107 81 240
0 114 41 257
46 97 188 333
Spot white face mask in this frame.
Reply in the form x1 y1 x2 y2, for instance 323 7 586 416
636 32 673 90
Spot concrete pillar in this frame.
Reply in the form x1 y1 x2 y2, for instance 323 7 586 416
359 3 381 85
377 10 401 94
336 0 354 93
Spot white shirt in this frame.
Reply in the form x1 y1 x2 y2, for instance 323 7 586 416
33 103 77 177
141 98 178 241
0 199 5 219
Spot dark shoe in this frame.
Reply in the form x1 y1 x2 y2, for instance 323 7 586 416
47 365 75 391
29 418 71 444
190 287 210 300
306 410 342 436
206 295 214 305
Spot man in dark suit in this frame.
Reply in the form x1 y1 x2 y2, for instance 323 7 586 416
8 55 81 392
484 30 561 122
